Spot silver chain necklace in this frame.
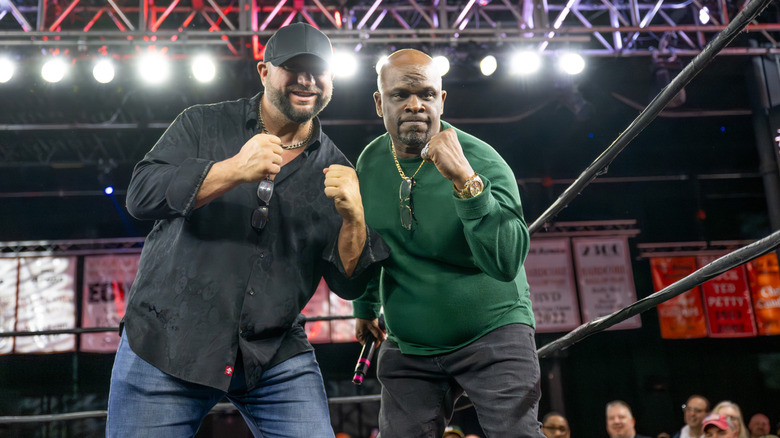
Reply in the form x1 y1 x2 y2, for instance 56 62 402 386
257 100 313 150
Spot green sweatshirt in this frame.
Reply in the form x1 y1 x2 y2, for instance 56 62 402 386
353 121 535 355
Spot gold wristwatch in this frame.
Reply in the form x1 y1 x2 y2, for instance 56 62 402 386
454 172 484 199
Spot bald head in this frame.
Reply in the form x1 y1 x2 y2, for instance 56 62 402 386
377 49 442 93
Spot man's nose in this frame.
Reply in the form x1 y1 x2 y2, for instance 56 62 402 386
297 71 315 86
405 95 423 112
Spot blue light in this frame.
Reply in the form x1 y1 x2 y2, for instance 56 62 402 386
588 132 594 139
720 126 726 132
104 186 114 195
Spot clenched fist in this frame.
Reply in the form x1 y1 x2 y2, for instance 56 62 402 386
323 165 364 223
231 133 284 183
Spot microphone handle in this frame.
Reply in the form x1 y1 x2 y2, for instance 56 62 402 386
352 333 377 385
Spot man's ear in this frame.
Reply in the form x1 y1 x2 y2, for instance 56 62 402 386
440 89 447 114
257 62 268 86
373 91 383 117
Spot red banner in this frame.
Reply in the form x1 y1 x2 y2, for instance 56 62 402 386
698 255 757 338
651 257 708 339
745 253 780 336
81 254 139 352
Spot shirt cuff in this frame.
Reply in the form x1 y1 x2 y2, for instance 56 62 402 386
322 224 390 277
454 176 496 220
165 157 215 218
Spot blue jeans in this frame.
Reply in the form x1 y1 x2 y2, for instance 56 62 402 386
107 332 335 438
376 323 545 438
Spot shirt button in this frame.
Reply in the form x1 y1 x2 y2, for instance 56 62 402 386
249 289 255 296
259 252 264 258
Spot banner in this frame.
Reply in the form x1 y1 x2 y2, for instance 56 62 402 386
301 278 356 344
573 237 641 330
15 257 77 353
0 259 19 354
698 255 757 338
526 238 581 332
745 253 780 335
81 254 140 353
651 257 708 339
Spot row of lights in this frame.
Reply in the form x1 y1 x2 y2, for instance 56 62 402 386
0 50 585 84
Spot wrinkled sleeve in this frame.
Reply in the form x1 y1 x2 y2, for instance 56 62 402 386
321 225 390 301
351 271 382 320
126 107 215 221
454 162 530 282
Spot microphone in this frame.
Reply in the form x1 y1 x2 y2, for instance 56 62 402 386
352 332 377 385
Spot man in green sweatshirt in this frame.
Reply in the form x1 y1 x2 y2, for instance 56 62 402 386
353 48 545 437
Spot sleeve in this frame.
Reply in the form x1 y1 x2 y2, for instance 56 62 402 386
125 107 215 221
351 271 382 319
320 225 390 301
454 148 530 282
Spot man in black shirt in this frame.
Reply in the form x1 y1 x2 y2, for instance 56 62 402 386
107 23 388 437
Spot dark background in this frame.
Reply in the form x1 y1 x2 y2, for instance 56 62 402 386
1 49 780 437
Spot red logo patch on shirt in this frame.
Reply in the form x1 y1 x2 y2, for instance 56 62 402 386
224 366 234 375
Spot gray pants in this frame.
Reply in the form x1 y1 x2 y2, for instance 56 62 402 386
376 323 546 438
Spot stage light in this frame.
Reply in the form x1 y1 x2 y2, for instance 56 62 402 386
479 55 497 76
104 186 115 195
432 55 450 76
509 51 541 75
93 59 115 84
192 55 216 83
558 53 586 75
0 58 15 83
375 55 389 75
41 58 68 83
331 51 359 78
138 52 170 85
699 6 711 24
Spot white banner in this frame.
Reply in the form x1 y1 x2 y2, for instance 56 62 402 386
573 237 641 330
81 254 140 353
0 259 19 355
526 238 581 332
15 257 77 353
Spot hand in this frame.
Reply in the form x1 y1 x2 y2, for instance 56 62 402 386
230 133 284 182
323 165 364 223
355 317 385 345
420 128 474 190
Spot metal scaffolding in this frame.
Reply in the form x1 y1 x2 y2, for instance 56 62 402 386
0 0 778 58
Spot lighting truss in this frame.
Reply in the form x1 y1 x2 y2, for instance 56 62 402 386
0 0 778 58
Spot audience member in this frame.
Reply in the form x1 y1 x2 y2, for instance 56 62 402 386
607 400 652 438
541 412 571 438
674 395 711 438
748 414 771 438
712 401 749 438
703 414 738 438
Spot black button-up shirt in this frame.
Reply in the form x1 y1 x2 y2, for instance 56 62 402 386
123 93 388 391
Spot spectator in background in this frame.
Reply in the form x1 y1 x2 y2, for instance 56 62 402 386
541 412 571 438
748 414 771 438
673 395 711 438
712 401 749 438
607 400 652 438
703 414 738 438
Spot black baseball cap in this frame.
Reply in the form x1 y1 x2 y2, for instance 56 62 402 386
263 23 332 66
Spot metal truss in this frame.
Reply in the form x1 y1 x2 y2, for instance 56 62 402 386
0 0 778 58
0 237 145 257
636 239 756 257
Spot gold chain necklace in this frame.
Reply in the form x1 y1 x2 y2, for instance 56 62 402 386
391 141 425 180
257 100 313 150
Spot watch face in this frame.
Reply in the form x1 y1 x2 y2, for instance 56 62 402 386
468 177 484 197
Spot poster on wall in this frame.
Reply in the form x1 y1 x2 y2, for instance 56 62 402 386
0 259 19 355
81 254 140 353
525 238 581 333
698 255 757 338
650 257 708 339
744 252 780 336
15 256 77 353
572 237 641 330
